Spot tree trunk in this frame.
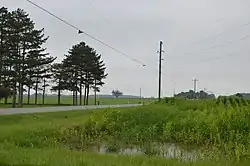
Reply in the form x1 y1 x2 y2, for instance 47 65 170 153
58 89 61 105
79 83 82 105
18 46 26 107
94 85 96 105
75 81 78 106
18 82 22 107
0 18 4 85
35 77 38 105
86 85 90 105
27 76 31 104
42 78 45 105
4 69 9 104
72 90 75 106
58 78 61 105
94 79 97 105
27 85 31 104
21 85 24 106
12 82 17 108
4 97 7 104
83 85 87 105
75 90 78 106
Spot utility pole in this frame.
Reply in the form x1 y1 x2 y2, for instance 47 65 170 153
157 41 163 101
139 87 142 104
173 80 176 97
192 78 198 99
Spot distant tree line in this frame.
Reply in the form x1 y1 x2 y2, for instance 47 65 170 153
0 7 107 107
174 90 215 99
233 93 250 100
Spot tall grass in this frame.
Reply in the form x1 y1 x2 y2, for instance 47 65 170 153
60 97 250 160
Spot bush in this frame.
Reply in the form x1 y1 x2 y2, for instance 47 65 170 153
0 87 11 100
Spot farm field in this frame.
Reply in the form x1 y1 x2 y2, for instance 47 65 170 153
0 97 250 165
0 96 155 108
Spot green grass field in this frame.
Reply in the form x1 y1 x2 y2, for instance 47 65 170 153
1 97 250 165
0 96 155 108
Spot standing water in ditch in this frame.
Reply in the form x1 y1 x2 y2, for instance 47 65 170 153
59 97 250 162
90 143 205 161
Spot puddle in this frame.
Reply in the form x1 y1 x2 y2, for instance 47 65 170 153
92 143 205 161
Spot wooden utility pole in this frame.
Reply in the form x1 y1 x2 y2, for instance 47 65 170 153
158 41 163 101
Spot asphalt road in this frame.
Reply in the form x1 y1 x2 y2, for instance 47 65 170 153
0 104 142 116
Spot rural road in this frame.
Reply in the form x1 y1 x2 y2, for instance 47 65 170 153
0 104 142 116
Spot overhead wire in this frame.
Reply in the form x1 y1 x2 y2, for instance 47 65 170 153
166 33 250 70
176 34 250 58
168 17 226 52
169 18 250 54
26 0 249 72
25 0 146 67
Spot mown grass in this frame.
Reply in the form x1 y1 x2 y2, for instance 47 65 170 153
0 97 154 108
1 97 250 165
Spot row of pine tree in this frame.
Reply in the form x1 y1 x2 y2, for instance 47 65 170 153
0 7 107 107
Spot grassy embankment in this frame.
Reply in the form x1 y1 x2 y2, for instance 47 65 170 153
0 97 250 165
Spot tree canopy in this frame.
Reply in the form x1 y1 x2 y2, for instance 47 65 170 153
0 7 108 107
51 42 107 105
174 90 215 99
112 90 123 98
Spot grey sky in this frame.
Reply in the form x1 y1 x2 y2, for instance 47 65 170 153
2 0 250 97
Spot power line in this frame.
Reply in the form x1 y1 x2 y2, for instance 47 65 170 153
172 33 250 59
169 19 250 53
166 34 250 70
25 0 146 67
187 34 250 56
174 52 245 70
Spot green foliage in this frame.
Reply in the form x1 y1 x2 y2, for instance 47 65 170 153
1 7 108 107
51 42 107 106
59 98 250 160
112 90 123 98
0 87 11 99
174 90 215 99
0 7 55 107
1 108 250 165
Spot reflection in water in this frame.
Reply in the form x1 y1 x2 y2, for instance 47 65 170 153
92 143 205 161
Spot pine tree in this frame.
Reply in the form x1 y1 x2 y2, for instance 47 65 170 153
27 48 55 105
60 42 107 106
0 8 55 107
91 54 107 105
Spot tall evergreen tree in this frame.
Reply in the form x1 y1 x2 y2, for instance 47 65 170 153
27 48 55 105
91 54 107 105
59 42 107 106
0 8 55 107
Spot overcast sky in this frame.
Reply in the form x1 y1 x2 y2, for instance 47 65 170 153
2 0 250 97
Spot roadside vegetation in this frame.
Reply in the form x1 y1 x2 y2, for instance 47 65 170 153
1 97 250 165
